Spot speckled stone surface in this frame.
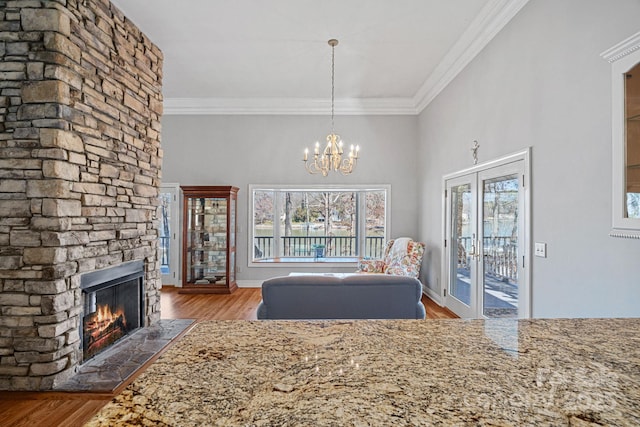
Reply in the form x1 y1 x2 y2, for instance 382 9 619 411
87 319 640 426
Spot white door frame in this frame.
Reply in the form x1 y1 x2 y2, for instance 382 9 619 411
159 183 181 287
441 148 531 318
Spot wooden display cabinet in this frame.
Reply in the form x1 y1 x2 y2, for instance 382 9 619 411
180 186 238 294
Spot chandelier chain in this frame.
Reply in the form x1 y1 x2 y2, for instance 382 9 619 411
331 41 335 133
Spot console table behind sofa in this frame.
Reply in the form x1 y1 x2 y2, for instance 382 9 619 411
256 274 426 320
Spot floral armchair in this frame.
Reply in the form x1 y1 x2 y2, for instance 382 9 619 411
357 237 425 279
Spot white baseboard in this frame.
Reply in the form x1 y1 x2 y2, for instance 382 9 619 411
163 280 261 288
237 280 263 288
424 286 444 306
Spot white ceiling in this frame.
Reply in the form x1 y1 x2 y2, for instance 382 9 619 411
109 0 529 114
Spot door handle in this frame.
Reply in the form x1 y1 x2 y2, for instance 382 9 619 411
468 236 482 261
468 233 477 259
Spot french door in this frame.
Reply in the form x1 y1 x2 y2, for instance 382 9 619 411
159 183 180 286
443 151 530 319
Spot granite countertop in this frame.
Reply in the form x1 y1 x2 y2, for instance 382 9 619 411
87 318 640 426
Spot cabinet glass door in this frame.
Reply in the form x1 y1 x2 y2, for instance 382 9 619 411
228 196 236 284
186 197 228 285
626 62 640 219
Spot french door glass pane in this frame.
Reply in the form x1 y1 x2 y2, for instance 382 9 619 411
482 174 519 318
450 184 472 305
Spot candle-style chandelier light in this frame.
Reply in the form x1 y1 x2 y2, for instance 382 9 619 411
304 39 359 176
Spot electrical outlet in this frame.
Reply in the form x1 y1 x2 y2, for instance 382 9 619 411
534 242 547 258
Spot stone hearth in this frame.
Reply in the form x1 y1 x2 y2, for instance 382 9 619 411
0 0 163 390
56 319 193 392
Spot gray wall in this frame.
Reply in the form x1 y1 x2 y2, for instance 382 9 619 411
162 115 419 282
418 0 640 317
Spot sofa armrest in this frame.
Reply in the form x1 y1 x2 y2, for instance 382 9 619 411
415 301 426 319
256 301 267 319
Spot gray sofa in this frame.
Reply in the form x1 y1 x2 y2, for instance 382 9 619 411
256 274 426 320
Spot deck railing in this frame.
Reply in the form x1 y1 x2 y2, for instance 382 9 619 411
458 236 518 282
254 236 385 259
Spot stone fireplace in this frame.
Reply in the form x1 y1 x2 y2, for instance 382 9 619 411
0 0 163 390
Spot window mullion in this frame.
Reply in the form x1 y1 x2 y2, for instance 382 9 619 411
355 192 363 257
273 191 282 258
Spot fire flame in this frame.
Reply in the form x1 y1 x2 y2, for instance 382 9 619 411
87 304 127 333
95 304 125 324
84 304 130 359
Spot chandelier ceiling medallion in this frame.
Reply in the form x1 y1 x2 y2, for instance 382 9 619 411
304 39 359 176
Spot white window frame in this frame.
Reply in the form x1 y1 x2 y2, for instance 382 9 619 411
248 184 391 268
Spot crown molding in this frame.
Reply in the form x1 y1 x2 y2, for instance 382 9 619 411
164 97 418 115
413 0 530 112
600 31 640 63
163 0 529 116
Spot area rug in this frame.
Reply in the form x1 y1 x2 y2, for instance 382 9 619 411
86 319 639 426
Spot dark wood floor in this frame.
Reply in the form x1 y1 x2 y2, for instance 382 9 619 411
0 286 456 427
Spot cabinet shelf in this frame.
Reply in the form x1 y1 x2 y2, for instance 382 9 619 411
180 186 239 294
189 248 223 253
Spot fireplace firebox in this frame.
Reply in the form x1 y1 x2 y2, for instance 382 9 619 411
80 261 145 362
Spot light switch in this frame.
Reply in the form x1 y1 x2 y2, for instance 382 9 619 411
534 242 547 258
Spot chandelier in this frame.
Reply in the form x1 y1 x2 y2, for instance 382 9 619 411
304 39 359 176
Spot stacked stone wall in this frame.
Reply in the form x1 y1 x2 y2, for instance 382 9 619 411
0 0 163 390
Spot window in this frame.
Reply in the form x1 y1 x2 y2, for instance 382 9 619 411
249 185 390 265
